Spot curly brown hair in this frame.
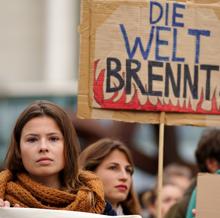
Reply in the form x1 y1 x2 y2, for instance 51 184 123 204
195 128 220 172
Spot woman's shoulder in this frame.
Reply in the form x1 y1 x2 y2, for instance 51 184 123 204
0 169 13 180
0 169 13 194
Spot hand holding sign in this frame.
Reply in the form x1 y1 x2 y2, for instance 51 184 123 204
0 199 10 208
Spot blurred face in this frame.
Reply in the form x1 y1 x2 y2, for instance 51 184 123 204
150 185 183 218
161 185 183 217
169 176 191 192
95 149 133 209
20 116 65 188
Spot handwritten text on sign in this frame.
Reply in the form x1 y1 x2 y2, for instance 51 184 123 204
92 1 220 114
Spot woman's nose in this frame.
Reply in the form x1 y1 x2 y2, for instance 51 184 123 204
39 139 49 152
119 169 128 180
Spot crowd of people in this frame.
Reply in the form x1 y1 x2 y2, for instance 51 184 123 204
0 100 219 218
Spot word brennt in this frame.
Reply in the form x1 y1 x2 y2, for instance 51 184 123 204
106 57 219 101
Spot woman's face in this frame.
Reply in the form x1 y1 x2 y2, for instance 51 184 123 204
20 116 65 188
95 149 133 208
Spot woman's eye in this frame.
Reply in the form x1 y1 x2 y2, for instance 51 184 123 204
108 165 117 170
163 197 172 204
50 136 59 142
27 137 37 143
126 167 134 175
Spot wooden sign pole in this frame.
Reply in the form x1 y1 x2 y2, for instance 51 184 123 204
157 112 165 218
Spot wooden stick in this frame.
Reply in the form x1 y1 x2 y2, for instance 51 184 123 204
157 112 165 218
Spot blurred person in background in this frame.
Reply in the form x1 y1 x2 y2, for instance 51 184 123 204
163 163 193 192
186 128 220 218
165 128 220 218
79 138 141 215
141 183 184 218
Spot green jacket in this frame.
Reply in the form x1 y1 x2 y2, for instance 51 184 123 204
185 188 196 218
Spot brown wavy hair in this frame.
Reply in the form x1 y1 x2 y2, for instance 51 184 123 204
79 138 141 215
5 100 80 190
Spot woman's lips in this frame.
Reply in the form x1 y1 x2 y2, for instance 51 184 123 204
36 157 53 165
115 184 128 192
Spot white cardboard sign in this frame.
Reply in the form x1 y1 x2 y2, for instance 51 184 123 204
0 208 142 218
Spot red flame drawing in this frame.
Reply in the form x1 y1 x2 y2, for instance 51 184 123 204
93 59 220 114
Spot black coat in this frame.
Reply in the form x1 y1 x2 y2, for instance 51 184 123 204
103 202 117 216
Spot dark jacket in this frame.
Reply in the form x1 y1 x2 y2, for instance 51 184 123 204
103 202 117 216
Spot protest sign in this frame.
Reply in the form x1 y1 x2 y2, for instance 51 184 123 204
196 173 220 218
0 208 142 218
77 1 220 217
78 0 220 126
